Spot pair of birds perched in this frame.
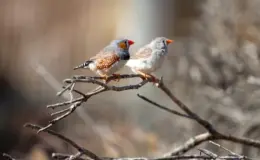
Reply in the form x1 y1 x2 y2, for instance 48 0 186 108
74 37 173 83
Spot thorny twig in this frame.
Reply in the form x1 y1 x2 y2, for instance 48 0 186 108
23 74 260 159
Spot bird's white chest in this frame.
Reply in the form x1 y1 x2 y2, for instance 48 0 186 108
107 60 127 74
126 50 167 74
149 54 165 70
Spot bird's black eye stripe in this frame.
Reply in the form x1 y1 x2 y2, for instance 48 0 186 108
163 40 166 45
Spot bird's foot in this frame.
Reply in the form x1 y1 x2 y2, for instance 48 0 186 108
100 75 109 84
140 73 158 84
146 75 158 84
135 70 158 84
149 75 158 84
112 74 121 82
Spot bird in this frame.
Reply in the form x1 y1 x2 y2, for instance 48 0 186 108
125 37 173 82
73 38 134 83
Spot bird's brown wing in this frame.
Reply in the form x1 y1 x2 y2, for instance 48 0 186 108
91 51 120 70
131 47 153 59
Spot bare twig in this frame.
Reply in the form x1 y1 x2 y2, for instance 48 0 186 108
52 153 86 160
147 78 260 156
209 141 241 156
164 132 213 156
198 148 253 160
57 83 74 96
163 130 260 156
47 97 84 109
156 78 219 134
216 134 260 151
198 148 218 158
52 153 252 160
38 74 149 132
137 94 193 120
66 152 83 160
30 63 111 159
24 123 102 160
38 101 82 133
209 141 252 160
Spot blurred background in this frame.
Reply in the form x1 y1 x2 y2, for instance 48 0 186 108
1 0 260 159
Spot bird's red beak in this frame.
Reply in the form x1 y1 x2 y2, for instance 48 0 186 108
166 39 174 44
128 40 135 45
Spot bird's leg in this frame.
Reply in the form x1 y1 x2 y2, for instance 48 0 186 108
112 73 121 82
100 74 109 84
135 70 157 83
148 74 158 83
135 70 150 80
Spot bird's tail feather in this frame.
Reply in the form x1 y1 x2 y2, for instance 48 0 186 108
73 60 93 70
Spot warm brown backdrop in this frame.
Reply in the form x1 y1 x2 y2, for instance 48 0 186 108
0 0 260 159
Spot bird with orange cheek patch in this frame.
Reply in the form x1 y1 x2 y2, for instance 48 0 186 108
74 39 134 83
126 37 173 82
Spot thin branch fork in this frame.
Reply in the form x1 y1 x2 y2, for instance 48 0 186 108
40 74 151 133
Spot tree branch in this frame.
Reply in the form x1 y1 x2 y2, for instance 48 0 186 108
156 78 219 134
164 132 213 156
137 94 193 120
39 75 148 132
52 153 251 160
21 74 260 160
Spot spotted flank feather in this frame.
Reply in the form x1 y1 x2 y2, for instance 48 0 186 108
95 52 120 69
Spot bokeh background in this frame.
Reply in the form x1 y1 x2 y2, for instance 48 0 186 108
1 0 260 159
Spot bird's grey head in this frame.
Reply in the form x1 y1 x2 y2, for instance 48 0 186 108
150 37 174 51
110 38 135 60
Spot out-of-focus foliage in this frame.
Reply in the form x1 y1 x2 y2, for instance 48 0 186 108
0 0 260 159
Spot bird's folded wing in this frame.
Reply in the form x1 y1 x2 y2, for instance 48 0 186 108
131 47 152 59
91 51 120 69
